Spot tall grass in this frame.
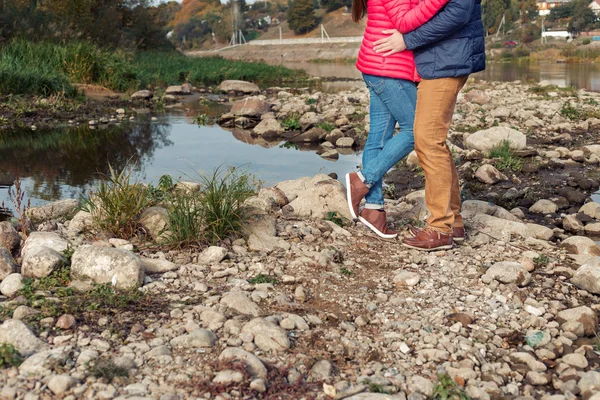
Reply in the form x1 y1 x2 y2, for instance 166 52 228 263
0 39 306 97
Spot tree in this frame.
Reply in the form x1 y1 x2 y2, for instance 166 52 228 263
482 0 512 34
517 0 537 22
548 0 599 33
287 0 317 34
320 0 351 12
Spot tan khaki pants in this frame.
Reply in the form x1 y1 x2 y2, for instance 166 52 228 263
414 76 468 233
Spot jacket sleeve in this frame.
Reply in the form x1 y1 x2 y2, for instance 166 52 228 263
403 0 475 50
382 0 451 34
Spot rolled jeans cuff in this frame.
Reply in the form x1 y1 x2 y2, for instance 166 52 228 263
358 170 373 188
365 203 384 210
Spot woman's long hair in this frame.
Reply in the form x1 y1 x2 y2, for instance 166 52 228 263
352 0 367 22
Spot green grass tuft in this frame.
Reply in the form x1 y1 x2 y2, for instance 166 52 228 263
0 343 23 368
488 140 523 172
247 274 279 285
432 373 470 400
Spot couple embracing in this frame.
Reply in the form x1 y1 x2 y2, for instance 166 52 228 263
345 0 486 251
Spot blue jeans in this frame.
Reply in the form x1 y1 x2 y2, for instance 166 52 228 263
360 73 417 208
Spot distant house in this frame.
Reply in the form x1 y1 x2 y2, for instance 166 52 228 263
537 0 572 16
590 0 600 15
263 15 272 25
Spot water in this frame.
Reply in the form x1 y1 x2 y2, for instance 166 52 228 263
0 109 361 212
283 61 600 92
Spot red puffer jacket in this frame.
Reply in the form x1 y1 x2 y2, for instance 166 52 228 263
356 0 450 81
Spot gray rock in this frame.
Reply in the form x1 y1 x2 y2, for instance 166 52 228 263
139 207 170 241
529 199 558 214
309 360 332 380
170 329 217 348
197 246 227 265
220 292 262 316
298 112 324 130
0 273 24 297
22 246 66 279
218 80 259 94
525 223 554 241
579 202 600 219
26 199 79 223
562 353 588 369
0 222 20 252
47 375 78 395
559 236 600 256
468 214 532 241
0 248 17 281
21 232 68 259
407 376 433 397
557 306 598 336
584 222 600 235
464 90 491 105
165 84 191 95
320 149 339 160
219 347 267 378
141 258 178 274
231 97 270 118
67 210 93 236
0 320 47 356
131 90 153 100
252 119 284 137
526 371 549 385
213 370 244 384
465 126 527 152
76 349 99 366
572 257 600 294
578 371 600 397
509 352 547 372
563 215 584 233
336 137 354 148
393 271 420 287
19 347 70 376
483 262 531 286
71 246 144 289
241 318 290 352
474 164 507 185
290 127 327 142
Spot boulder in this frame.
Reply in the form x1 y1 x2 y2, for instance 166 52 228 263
241 318 291 352
71 246 144 289
218 80 260 94
219 348 267 378
252 119 284 137
326 129 344 144
131 90 153 100
67 210 94 236
21 232 68 259
289 127 327 143
0 248 17 281
474 164 507 184
559 236 600 256
231 97 270 118
483 262 531 286
563 215 584 233
139 207 170 241
557 306 598 336
468 214 533 241
464 90 491 105
25 199 79 223
584 222 600 235
275 175 352 220
580 202 600 219
165 84 192 96
18 347 70 376
529 199 558 214
22 246 67 279
0 221 21 252
298 112 324 130
0 320 47 356
197 246 228 265
0 273 24 297
220 292 262 316
525 223 554 241
245 214 286 252
47 375 78 395
336 137 354 148
465 127 527 152
571 257 600 294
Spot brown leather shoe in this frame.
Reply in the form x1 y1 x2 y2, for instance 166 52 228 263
409 225 465 242
359 209 398 239
402 226 453 251
345 172 369 220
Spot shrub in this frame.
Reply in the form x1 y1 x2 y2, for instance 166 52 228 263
282 115 301 131
163 190 205 248
583 38 591 45
83 164 150 240
489 140 523 172
0 343 22 368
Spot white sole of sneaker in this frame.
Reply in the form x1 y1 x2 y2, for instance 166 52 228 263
401 242 453 251
345 173 358 220
358 216 398 239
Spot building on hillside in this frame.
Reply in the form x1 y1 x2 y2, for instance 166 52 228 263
537 0 572 16
590 0 600 15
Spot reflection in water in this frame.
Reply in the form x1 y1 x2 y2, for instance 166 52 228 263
0 112 362 209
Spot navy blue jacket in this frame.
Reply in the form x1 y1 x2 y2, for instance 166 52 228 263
403 0 486 79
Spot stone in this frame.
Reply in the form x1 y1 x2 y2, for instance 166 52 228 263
309 360 332 380
579 202 600 219
586 222 600 235
299 112 324 130
407 376 433 397
139 206 170 241
245 214 284 252
250 379 267 393
241 318 291 352
231 97 270 117
326 129 344 144
464 89 491 105
67 210 93 236
346 395 406 400
26 199 79 223
200 310 226 331
12 306 40 321
509 352 547 372
563 215 584 233
572 257 600 294
290 127 327 142
55 314 76 330
21 232 68 259
131 90 153 100
220 292 262 316
526 371 549 385
475 164 507 184
276 175 352 220
141 258 178 274
559 236 600 256
557 306 598 336
0 248 17 281
21 246 66 278
47 375 78 395
393 271 420 287
0 273 24 297
219 348 267 378
252 119 284 137
71 246 144 289
218 80 260 94
0 222 20 252
562 353 588 369
213 370 244 385
483 262 531 286
578 371 600 397
320 150 339 160
165 84 191 95
170 329 217 348
0 320 47 356
465 127 527 152
336 137 354 148
198 246 227 265
529 199 558 214
525 223 554 241
491 106 511 119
